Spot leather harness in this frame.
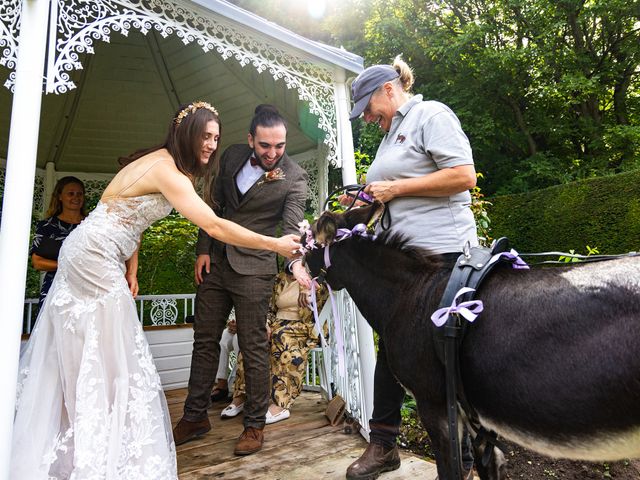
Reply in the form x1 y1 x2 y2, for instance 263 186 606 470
434 237 511 479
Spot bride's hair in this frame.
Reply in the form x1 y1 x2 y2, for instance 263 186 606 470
118 102 221 180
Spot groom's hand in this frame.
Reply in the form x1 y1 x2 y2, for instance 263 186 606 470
194 254 211 285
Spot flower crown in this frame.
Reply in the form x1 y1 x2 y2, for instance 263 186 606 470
174 101 219 125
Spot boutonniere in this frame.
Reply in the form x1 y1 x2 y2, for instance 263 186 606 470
258 167 286 185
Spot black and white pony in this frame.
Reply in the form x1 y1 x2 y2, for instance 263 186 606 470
302 202 640 480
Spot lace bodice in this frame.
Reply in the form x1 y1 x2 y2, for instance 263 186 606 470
83 193 173 259
52 193 174 326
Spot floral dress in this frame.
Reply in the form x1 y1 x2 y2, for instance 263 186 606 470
234 272 328 409
30 216 81 307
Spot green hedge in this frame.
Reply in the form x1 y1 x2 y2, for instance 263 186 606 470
489 170 640 254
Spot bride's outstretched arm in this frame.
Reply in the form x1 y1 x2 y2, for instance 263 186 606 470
155 164 301 258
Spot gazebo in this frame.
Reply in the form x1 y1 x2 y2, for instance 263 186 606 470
0 0 376 475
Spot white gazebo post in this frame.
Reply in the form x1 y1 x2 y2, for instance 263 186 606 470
334 73 376 432
0 0 50 476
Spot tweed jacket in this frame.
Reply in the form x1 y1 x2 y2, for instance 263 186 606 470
196 144 308 275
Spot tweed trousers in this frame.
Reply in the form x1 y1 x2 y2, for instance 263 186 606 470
183 255 274 429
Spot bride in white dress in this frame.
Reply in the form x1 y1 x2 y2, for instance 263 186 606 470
10 102 300 479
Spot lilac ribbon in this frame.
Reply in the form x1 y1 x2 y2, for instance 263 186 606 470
310 281 328 349
335 223 371 242
488 248 530 270
356 191 374 203
430 287 484 327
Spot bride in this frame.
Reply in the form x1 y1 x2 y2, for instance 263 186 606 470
10 101 300 479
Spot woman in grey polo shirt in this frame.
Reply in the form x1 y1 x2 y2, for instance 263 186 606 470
345 57 478 480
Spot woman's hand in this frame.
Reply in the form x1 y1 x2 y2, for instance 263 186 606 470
291 260 312 290
125 272 139 297
298 290 312 309
364 181 399 203
273 234 302 258
227 319 237 335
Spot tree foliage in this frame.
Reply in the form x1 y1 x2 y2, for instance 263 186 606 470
229 0 640 196
360 0 640 194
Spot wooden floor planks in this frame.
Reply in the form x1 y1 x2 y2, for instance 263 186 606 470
167 389 438 479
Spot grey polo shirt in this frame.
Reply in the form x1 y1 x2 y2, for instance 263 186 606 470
367 94 479 254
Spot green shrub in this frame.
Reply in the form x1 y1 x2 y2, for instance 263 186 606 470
137 213 198 294
489 170 640 254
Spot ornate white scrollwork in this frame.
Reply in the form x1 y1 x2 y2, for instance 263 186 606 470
0 0 340 164
0 0 20 90
150 297 178 325
326 289 368 432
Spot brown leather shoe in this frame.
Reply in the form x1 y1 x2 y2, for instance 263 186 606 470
233 426 264 455
172 417 211 446
346 442 401 480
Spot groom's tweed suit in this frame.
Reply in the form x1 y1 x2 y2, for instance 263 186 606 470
183 143 307 429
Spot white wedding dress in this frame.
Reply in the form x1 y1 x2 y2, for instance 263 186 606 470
11 194 178 480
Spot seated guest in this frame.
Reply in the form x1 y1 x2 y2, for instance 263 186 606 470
222 269 328 424
211 318 240 403
30 176 87 308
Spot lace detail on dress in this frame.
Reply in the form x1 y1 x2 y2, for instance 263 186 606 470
11 194 177 480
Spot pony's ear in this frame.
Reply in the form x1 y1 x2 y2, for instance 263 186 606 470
313 213 338 245
343 200 385 228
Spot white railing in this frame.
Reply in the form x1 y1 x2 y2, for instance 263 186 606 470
23 294 196 334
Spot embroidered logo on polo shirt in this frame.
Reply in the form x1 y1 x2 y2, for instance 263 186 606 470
395 134 406 144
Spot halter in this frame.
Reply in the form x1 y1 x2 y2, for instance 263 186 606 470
323 184 391 230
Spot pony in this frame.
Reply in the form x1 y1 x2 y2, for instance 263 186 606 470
303 202 640 480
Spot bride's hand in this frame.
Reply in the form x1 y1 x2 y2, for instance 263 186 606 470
125 272 139 297
273 234 302 258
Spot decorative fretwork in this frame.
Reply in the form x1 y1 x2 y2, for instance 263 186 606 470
0 0 20 90
33 171 45 215
322 289 369 434
80 178 111 208
0 0 340 164
297 153 321 216
150 298 178 325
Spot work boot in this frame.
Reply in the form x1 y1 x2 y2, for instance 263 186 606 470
172 417 211 446
233 426 264 455
346 442 401 480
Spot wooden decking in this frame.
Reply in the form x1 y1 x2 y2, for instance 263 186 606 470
166 389 438 479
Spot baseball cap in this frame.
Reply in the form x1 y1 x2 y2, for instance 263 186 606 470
349 65 400 120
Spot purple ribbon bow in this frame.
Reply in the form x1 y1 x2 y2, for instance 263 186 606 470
430 287 484 327
488 248 530 270
335 223 370 241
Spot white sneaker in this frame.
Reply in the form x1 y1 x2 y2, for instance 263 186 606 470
265 408 290 425
221 402 244 419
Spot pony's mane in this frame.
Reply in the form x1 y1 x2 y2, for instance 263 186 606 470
348 228 445 269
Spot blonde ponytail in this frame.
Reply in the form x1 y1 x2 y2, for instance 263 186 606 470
392 55 414 93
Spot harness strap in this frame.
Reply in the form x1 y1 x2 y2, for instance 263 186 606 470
434 238 513 476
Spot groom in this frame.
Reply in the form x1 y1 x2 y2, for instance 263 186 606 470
173 105 308 455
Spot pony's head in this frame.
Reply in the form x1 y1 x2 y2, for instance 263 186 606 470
301 201 385 284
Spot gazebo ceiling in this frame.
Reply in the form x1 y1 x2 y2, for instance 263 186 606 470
0 0 363 174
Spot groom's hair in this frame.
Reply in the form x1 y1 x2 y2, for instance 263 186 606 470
249 104 287 136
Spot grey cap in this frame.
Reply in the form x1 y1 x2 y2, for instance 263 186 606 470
349 65 399 120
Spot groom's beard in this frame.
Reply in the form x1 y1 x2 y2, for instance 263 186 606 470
253 150 283 172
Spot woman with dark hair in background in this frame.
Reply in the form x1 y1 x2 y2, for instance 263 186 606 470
11 101 301 480
31 176 87 308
